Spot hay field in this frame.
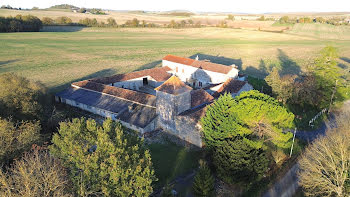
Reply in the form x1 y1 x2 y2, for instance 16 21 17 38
0 27 349 93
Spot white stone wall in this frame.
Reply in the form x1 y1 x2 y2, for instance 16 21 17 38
57 96 158 134
111 76 159 90
162 60 239 88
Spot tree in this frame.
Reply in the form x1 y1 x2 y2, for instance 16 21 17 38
279 16 290 24
201 91 294 149
55 16 72 24
298 112 350 197
213 136 269 184
227 14 235 21
310 46 343 108
192 160 215 197
0 146 73 197
107 17 117 27
42 17 54 25
258 15 266 21
292 73 321 107
265 67 297 104
78 8 86 13
0 119 41 164
0 73 47 121
49 118 156 196
201 93 252 148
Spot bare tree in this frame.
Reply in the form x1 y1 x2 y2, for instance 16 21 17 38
298 112 350 197
0 146 73 197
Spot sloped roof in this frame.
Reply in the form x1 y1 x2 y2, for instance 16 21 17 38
212 78 247 98
72 80 156 107
117 104 157 128
163 54 234 74
155 75 192 95
162 54 195 65
90 67 172 84
191 89 214 108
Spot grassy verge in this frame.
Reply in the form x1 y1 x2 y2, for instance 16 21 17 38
147 142 202 188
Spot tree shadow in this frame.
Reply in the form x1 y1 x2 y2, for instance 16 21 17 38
51 68 116 93
40 25 86 32
340 57 350 63
277 49 302 76
0 59 20 66
188 53 243 71
133 60 162 71
244 59 269 78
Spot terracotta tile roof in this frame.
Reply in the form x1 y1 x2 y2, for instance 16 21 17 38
163 54 234 74
212 78 247 98
191 89 214 108
163 54 195 65
155 76 192 95
72 80 156 107
180 104 209 123
90 67 172 84
190 61 233 74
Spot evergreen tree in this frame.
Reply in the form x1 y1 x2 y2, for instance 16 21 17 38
192 160 215 197
213 136 269 184
201 93 252 148
201 91 294 149
49 118 157 196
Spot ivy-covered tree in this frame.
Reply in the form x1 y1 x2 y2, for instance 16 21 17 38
213 136 269 184
49 118 157 196
192 160 215 197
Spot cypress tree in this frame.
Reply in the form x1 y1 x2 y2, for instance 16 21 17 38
192 160 215 197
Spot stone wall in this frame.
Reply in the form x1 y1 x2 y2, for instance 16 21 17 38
175 92 191 114
156 91 177 130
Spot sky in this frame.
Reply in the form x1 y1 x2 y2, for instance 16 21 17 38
1 0 350 13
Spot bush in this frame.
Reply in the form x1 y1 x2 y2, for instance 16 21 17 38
42 17 55 25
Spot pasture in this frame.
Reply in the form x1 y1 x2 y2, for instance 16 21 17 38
1 26 349 93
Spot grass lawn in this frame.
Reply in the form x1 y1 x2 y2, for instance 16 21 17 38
147 142 202 188
0 27 349 94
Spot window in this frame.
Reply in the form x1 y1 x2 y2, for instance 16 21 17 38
199 82 202 87
176 67 178 72
182 68 184 73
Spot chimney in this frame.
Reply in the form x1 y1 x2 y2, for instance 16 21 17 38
231 64 237 68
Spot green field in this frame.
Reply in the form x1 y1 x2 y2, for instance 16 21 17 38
0 26 350 93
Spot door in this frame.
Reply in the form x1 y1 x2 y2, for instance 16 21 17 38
143 77 148 85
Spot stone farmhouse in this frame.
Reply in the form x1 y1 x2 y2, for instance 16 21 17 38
56 55 253 147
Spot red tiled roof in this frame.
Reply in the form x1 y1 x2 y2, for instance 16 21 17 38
72 80 156 106
163 54 234 74
90 67 172 84
212 79 247 98
163 54 195 66
191 89 214 108
155 76 192 95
